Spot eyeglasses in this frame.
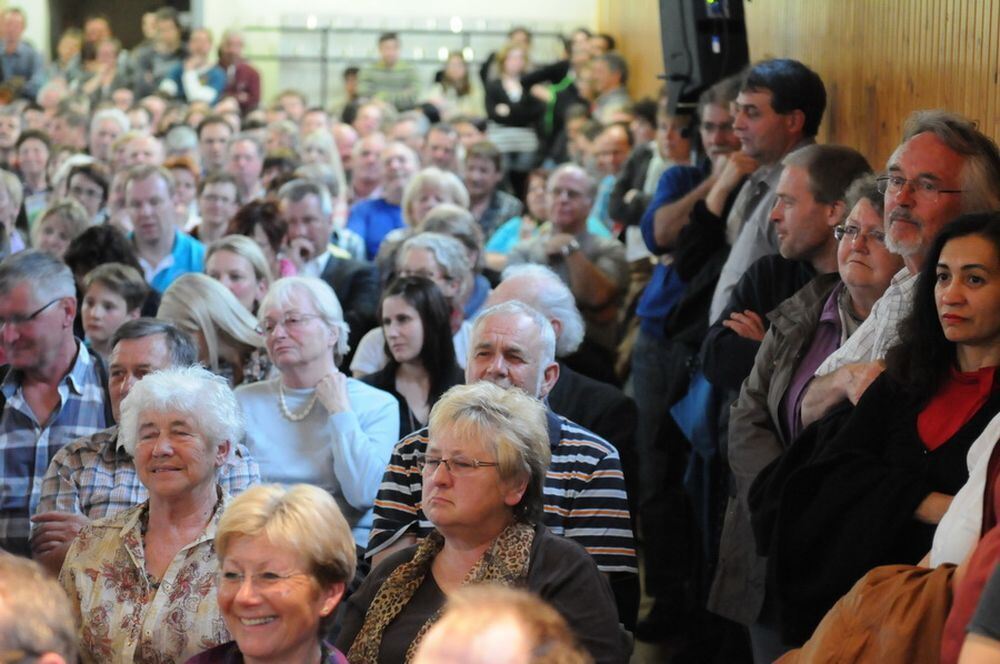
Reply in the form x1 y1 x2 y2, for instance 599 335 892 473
398 268 449 283
834 224 886 245
257 312 322 335
417 454 500 476
0 297 61 330
218 570 310 592
875 175 964 203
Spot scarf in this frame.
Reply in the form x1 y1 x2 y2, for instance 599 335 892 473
347 522 535 664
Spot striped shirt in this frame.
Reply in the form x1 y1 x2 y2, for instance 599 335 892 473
816 267 917 375
367 409 638 574
35 425 261 520
0 342 109 555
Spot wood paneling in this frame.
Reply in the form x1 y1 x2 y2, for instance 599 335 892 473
596 0 665 101
742 0 1000 168
596 0 1000 167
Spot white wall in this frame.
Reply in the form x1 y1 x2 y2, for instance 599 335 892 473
202 0 597 106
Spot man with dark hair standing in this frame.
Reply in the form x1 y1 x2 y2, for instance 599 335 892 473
0 8 45 101
358 32 420 111
708 58 828 323
591 52 632 124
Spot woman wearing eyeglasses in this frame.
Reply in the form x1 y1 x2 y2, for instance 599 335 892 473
336 382 629 664
235 276 398 548
711 175 903 643
186 484 356 664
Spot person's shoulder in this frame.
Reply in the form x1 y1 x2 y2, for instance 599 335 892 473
348 376 398 406
234 378 276 399
530 523 597 568
51 426 118 462
555 416 619 458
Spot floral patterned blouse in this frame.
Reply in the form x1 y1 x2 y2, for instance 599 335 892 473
59 491 232 663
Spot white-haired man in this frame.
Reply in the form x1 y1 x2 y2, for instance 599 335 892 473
368 301 639 629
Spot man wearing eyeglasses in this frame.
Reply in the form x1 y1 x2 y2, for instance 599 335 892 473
801 110 1000 427
0 251 112 557
367 300 638 629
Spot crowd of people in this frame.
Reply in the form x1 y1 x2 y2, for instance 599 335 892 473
2 4 1000 664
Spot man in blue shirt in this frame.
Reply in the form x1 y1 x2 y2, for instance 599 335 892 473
0 8 45 101
347 141 418 259
126 165 205 293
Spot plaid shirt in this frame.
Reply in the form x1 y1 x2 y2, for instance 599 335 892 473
0 342 109 556
36 425 261 520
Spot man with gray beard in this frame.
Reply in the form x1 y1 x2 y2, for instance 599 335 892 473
801 110 1000 427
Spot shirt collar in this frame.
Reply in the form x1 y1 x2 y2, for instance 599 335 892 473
1 338 89 398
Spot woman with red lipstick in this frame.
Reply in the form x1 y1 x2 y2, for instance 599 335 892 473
336 382 629 664
361 276 463 440
750 212 1000 646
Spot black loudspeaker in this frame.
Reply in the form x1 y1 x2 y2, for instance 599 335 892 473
660 0 749 114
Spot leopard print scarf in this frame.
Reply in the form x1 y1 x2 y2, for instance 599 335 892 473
347 522 535 664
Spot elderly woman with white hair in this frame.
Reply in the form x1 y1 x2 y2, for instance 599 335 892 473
59 365 243 663
235 276 398 546
351 232 473 377
187 484 356 664
336 382 629 664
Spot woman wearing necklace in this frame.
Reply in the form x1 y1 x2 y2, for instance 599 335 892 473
362 276 464 440
235 276 398 548
59 366 240 663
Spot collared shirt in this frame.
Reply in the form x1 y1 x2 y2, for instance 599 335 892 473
708 139 816 323
136 229 206 293
300 244 353 280
0 342 109 555
59 493 231 664
36 425 260 520
477 189 524 239
366 410 638 574
0 40 46 99
781 284 845 440
816 267 917 375
346 197 404 260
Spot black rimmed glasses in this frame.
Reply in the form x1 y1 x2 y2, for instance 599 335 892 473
0 297 62 330
875 174 964 203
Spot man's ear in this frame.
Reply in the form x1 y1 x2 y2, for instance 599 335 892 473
784 109 806 137
539 361 560 399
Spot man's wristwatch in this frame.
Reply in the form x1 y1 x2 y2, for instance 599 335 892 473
559 239 580 258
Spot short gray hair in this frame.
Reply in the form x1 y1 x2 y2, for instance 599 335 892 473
111 318 199 367
398 232 472 302
118 365 244 463
499 264 584 356
227 131 264 159
258 277 350 363
278 178 333 218
164 124 198 155
0 250 75 302
429 381 550 523
901 110 1000 213
91 107 130 134
0 553 77 662
470 300 557 366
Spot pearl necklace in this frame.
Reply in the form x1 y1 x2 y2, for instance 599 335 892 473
278 382 318 421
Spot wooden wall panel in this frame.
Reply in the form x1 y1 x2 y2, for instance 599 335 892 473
596 0 1000 168
743 0 1000 168
596 0 665 101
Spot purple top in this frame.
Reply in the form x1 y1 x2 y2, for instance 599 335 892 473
780 285 844 441
185 640 348 664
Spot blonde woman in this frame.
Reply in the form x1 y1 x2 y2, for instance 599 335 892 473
188 484 357 664
31 200 91 259
205 235 273 313
157 273 271 387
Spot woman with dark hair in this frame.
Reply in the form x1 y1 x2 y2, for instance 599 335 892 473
750 211 1000 649
362 276 463 439
226 199 296 278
